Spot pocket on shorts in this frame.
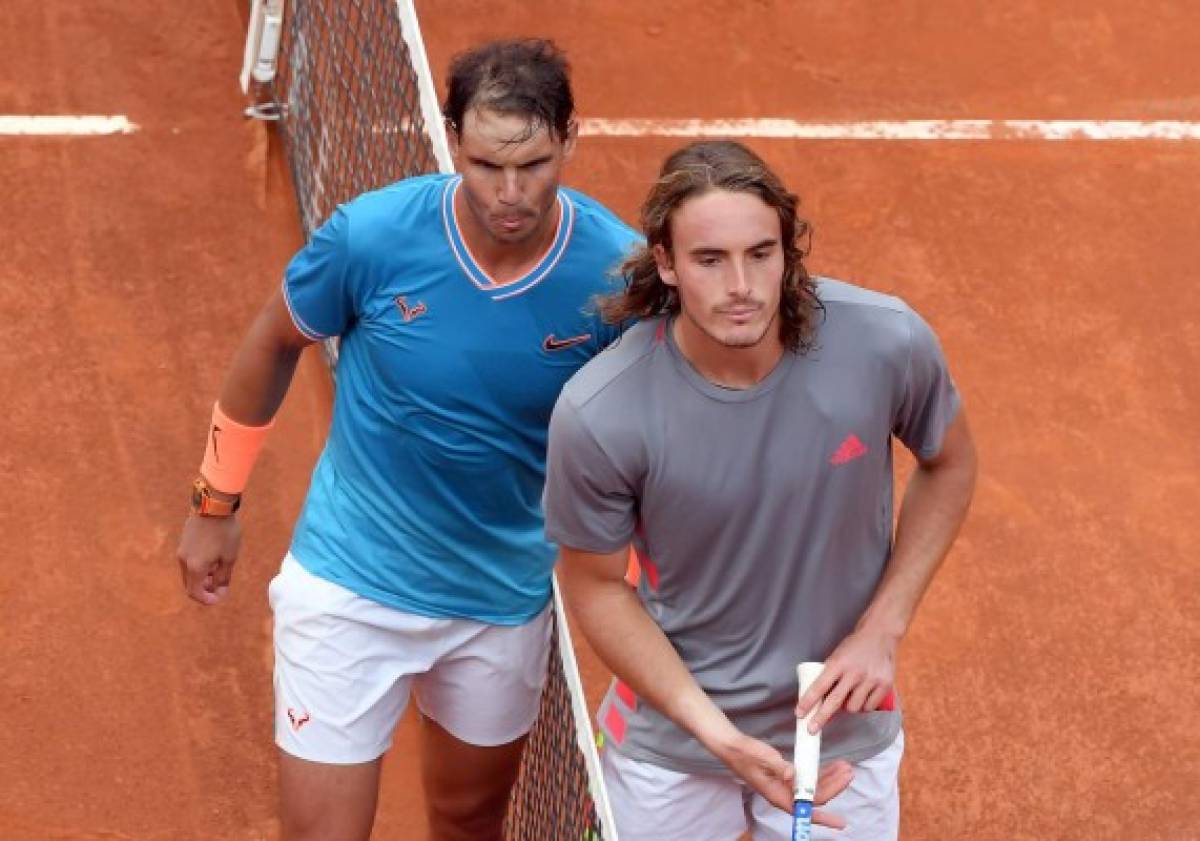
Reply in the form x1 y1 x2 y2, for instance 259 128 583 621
270 554 354 610
267 554 307 613
270 554 357 664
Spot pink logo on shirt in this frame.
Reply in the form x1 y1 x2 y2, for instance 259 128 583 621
830 434 869 465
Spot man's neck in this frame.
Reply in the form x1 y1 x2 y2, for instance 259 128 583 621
671 314 785 390
454 189 561 284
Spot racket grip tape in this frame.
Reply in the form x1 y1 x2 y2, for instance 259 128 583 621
794 664 897 799
794 663 898 839
794 662 824 802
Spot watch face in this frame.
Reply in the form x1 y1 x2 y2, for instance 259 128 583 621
191 479 207 512
191 478 237 516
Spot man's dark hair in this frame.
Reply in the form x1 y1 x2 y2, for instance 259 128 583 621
442 39 575 142
601 141 822 353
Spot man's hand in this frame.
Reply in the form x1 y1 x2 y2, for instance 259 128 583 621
713 731 854 827
795 629 898 733
176 514 242 605
813 760 855 830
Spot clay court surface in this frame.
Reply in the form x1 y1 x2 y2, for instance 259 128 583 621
2 1 1198 838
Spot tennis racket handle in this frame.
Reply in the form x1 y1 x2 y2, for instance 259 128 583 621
794 662 824 802
792 799 815 841
794 663 898 802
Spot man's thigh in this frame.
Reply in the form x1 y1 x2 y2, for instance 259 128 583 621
271 553 553 836
277 750 382 841
601 746 749 841
412 602 552 747
273 552 552 759
747 731 905 841
418 715 529 839
272 553 470 763
411 603 552 837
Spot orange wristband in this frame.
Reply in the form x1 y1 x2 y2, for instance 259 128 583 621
199 402 275 494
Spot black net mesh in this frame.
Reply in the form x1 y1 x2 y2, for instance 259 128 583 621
505 605 606 841
272 0 441 235
262 3 608 838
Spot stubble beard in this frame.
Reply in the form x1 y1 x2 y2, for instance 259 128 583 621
685 307 778 350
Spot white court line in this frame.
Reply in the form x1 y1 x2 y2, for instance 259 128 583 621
11 115 1197 141
580 119 1200 141
0 116 139 136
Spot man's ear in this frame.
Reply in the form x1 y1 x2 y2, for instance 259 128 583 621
561 119 579 162
653 244 677 287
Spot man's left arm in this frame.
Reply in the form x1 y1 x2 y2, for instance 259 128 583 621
797 410 977 729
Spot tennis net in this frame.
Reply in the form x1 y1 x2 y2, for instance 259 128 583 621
240 3 615 838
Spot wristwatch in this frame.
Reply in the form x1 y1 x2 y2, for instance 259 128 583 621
190 476 241 517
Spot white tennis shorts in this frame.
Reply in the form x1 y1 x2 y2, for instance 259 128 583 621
270 553 552 764
601 730 904 841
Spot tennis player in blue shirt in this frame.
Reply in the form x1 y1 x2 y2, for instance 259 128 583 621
176 39 639 840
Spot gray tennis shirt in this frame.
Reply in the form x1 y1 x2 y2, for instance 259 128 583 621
543 278 961 775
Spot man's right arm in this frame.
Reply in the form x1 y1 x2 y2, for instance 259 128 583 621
557 545 743 758
214 291 315 423
558 545 850 819
176 291 314 605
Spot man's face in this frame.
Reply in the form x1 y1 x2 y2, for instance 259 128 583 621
448 107 575 246
655 189 785 351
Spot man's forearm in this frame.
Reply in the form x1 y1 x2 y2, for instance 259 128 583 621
857 440 976 639
559 561 739 754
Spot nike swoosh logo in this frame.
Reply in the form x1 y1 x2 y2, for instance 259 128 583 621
543 333 592 352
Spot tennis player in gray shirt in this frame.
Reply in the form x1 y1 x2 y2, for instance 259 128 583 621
544 141 977 840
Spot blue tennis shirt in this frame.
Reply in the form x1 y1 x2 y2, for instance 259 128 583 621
282 173 638 623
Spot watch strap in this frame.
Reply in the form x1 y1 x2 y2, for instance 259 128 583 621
191 477 241 517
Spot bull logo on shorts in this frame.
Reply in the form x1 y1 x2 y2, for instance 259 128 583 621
287 707 311 731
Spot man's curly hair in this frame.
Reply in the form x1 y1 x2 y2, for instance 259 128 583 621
600 141 821 353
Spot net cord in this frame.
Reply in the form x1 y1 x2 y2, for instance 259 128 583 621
394 0 454 174
552 577 621 839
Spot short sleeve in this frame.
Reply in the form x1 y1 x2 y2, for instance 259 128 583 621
543 396 637 553
893 307 961 460
282 206 355 340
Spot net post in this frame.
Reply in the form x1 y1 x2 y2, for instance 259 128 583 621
239 0 266 95
393 0 454 174
240 0 286 120
251 1 285 85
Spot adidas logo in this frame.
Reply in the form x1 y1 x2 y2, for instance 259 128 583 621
830 434 868 465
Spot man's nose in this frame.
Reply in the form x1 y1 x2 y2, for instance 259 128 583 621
727 259 751 296
498 169 522 205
